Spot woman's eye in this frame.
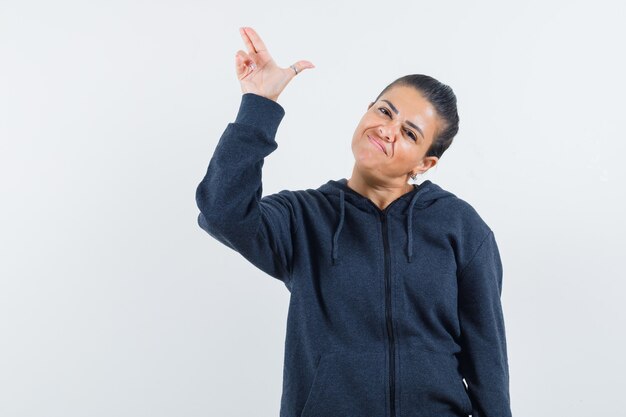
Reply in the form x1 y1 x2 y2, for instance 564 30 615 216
379 107 417 142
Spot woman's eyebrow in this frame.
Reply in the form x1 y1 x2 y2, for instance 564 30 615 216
381 99 425 139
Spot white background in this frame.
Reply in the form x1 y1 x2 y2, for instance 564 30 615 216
1 0 625 416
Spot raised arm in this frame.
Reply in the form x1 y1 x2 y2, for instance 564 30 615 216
195 27 315 290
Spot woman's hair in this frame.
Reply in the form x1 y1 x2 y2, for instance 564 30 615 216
373 74 459 159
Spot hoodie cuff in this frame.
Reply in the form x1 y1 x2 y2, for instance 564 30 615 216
234 93 286 140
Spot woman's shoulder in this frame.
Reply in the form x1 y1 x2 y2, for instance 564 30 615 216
424 182 493 236
260 182 336 211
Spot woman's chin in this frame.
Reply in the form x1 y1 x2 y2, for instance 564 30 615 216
353 149 383 166
353 158 384 177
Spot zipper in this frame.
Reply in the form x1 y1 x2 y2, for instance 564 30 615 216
341 182 419 417
380 210 396 417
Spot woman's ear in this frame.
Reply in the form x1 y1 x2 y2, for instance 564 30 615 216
414 156 439 174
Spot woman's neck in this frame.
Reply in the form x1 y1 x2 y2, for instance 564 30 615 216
346 171 414 211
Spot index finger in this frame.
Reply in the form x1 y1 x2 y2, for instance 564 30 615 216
240 26 268 54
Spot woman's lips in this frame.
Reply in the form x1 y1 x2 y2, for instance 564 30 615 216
368 135 387 155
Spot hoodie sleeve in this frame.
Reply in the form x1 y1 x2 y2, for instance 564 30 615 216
195 93 295 290
457 230 512 417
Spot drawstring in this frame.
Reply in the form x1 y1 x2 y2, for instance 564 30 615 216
331 189 345 265
406 190 422 263
331 186 426 265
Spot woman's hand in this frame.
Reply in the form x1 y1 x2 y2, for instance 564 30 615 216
235 27 315 102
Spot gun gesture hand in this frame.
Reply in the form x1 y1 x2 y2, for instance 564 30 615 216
235 27 315 101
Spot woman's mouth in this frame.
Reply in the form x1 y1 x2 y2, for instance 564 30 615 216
368 135 387 155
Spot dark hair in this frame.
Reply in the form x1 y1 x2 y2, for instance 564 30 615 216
373 74 459 159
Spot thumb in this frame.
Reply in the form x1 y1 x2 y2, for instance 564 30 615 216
287 60 315 78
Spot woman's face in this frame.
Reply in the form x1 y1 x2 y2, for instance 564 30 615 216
351 85 440 181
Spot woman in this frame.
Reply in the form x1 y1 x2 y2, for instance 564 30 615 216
196 27 512 417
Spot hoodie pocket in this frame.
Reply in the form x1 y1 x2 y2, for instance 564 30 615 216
398 349 473 417
300 350 386 417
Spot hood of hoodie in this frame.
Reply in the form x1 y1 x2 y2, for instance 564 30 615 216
317 178 456 265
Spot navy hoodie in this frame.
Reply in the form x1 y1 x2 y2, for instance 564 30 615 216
196 93 512 417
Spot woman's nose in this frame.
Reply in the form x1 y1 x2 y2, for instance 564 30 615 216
379 121 401 142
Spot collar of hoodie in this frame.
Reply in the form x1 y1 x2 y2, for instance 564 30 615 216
321 178 453 266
